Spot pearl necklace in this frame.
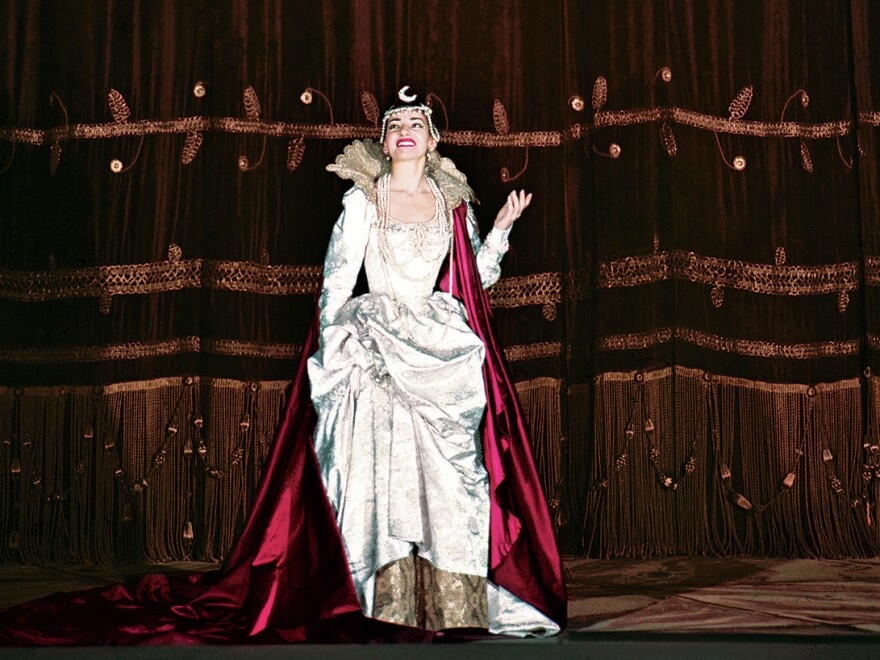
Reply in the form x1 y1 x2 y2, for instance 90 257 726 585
376 174 450 282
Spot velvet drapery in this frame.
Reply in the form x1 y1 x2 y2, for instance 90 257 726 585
1 1 879 561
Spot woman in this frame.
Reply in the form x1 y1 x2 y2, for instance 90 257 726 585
308 86 563 635
0 87 564 645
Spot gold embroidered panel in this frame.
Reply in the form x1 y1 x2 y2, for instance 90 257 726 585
1 337 562 363
0 261 322 301
0 261 560 309
594 107 851 138
7 251 874 305
598 250 859 295
4 330 858 364
488 271 562 319
503 341 562 362
6 106 878 147
0 119 564 149
598 326 860 359
864 257 880 285
488 272 561 306
0 338 303 363
597 328 675 352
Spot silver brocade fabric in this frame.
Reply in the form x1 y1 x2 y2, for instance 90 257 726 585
307 187 558 636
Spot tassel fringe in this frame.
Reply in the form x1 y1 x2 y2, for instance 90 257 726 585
581 366 877 558
0 378 286 563
2 369 879 563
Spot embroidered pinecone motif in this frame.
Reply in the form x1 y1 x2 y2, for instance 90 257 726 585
592 76 607 111
800 140 814 173
107 89 131 123
711 282 725 307
775 246 786 266
492 99 509 134
287 137 305 171
838 290 849 313
728 85 753 120
361 91 379 126
49 142 62 174
243 85 261 120
660 122 677 157
181 131 203 165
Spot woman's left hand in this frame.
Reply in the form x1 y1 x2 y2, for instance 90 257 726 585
494 190 533 230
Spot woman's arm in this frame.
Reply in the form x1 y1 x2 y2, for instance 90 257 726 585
467 190 532 289
467 205 510 289
318 187 371 330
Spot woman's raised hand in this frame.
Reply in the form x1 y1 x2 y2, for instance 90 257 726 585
493 190 533 230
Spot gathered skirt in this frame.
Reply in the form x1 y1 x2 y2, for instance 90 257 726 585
307 291 491 620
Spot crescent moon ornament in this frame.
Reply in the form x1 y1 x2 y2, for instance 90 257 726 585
398 86 417 102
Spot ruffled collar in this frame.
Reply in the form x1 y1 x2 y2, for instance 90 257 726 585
326 139 476 214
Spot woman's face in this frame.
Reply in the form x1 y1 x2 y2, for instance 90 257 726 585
382 110 437 162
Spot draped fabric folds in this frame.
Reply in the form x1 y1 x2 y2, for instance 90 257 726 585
0 208 565 645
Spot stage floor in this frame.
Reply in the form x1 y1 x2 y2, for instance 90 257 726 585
2 556 880 657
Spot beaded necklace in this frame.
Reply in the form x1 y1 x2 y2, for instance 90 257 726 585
376 174 451 283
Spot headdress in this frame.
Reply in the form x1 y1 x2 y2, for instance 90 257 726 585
379 86 440 142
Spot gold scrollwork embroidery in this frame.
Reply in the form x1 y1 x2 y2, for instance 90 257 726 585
0 337 303 363
594 107 850 139
4 106 875 148
0 261 322 301
1 262 571 312
0 337 201 363
0 127 44 145
202 338 302 359
597 328 674 351
442 130 561 148
863 257 880 285
1 118 563 149
204 261 322 295
598 326 860 359
598 250 859 295
0 260 201 301
489 272 561 320
503 341 562 362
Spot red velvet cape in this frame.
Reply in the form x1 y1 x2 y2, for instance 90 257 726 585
0 203 565 646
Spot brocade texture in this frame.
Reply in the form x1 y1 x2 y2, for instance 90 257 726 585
308 186 557 635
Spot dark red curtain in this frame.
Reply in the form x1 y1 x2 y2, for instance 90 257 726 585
1 1 879 561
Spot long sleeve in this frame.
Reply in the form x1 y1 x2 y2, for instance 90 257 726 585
318 187 372 330
466 203 511 289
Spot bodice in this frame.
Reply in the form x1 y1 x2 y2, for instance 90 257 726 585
364 216 451 299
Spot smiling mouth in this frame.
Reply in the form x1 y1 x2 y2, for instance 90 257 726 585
396 138 416 147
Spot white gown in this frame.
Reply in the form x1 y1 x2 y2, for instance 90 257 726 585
307 185 559 636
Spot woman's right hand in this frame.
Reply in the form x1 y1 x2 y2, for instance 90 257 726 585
493 190 533 231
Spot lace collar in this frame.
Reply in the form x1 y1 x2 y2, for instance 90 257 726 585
326 139 476 214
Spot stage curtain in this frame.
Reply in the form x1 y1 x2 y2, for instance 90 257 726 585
1 1 879 561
